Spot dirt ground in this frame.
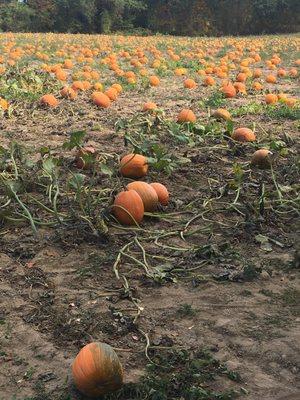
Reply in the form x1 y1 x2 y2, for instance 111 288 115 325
0 38 300 400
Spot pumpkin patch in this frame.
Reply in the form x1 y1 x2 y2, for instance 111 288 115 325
0 29 299 400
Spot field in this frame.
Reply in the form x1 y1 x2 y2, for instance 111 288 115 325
0 33 300 400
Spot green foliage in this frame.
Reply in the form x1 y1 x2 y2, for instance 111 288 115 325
0 0 299 35
105 349 241 400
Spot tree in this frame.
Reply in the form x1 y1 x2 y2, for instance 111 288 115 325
0 1 35 32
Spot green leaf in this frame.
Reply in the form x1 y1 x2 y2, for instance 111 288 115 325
42 157 57 176
68 173 86 190
63 131 86 150
99 163 114 177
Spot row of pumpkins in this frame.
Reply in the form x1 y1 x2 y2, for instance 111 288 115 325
75 120 271 228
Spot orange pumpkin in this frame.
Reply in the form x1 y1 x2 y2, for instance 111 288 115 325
40 94 59 107
177 109 196 123
113 190 144 226
92 92 111 108
251 149 272 169
221 84 236 98
120 154 148 178
127 181 158 211
184 79 197 89
143 102 157 112
265 93 278 104
60 86 77 100
72 342 123 398
266 74 277 84
150 183 169 206
204 76 215 86
149 75 160 86
105 87 118 101
232 127 256 142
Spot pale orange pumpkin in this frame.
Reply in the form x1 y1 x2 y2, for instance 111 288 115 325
251 149 272 169
232 128 256 142
120 154 148 178
177 109 196 123
150 183 169 206
127 181 158 211
113 190 144 226
212 108 232 121
72 342 123 398
143 102 157 112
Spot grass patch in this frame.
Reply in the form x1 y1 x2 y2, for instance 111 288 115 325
106 349 241 400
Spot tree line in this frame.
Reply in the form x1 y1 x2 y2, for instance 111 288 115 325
0 0 299 35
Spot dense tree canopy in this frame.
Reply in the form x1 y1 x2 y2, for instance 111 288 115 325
0 0 299 35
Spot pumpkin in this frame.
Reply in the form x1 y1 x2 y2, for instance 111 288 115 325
113 190 144 226
221 84 236 98
40 94 59 107
252 81 263 91
150 183 169 206
111 83 123 93
143 102 157 112
75 146 96 170
212 108 231 121
184 79 197 89
105 87 118 101
0 97 8 110
232 127 256 142
127 181 158 212
266 74 277 83
265 93 278 104
60 86 77 100
72 342 123 397
177 109 196 123
120 154 148 178
149 76 160 86
251 149 272 169
236 72 247 82
72 81 85 91
92 92 111 108
204 76 215 86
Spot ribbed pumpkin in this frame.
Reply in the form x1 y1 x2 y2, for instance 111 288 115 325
113 190 144 226
120 154 148 178
232 128 256 142
127 181 158 212
150 183 169 206
212 108 232 121
251 149 272 169
72 342 123 398
177 109 196 123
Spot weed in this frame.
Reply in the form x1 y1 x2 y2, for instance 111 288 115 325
105 348 241 400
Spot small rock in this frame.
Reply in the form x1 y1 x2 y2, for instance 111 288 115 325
260 270 270 280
